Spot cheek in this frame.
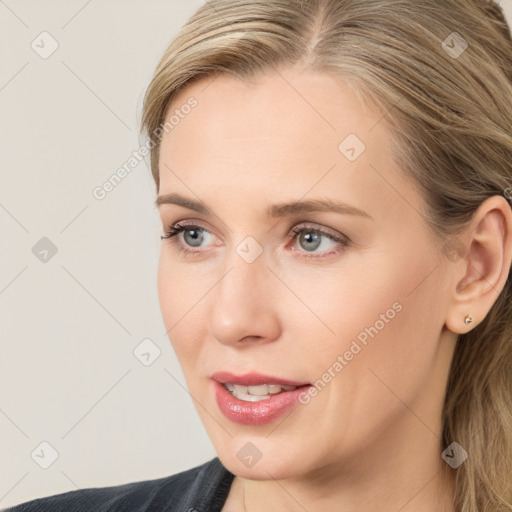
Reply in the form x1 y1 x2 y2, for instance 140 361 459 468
289 246 442 393
288 258 444 457
278 259 401 361
342 262 442 406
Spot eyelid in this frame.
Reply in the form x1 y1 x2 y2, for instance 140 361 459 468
162 219 215 237
289 221 347 241
163 219 345 239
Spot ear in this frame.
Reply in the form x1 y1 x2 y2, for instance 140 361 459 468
444 195 512 335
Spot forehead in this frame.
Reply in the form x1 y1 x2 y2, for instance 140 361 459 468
157 67 419 222
161 67 386 163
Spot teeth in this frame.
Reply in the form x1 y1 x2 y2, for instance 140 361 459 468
223 383 298 402
247 384 269 395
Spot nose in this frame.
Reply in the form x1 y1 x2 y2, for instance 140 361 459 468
208 245 282 347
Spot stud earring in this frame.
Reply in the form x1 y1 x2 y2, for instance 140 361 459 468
464 313 473 326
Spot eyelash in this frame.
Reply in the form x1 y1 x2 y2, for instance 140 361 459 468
160 220 351 261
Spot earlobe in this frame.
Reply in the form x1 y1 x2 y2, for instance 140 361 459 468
445 309 477 335
444 195 512 335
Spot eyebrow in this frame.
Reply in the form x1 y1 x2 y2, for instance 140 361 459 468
155 192 373 220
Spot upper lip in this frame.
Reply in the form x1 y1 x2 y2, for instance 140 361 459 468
211 371 310 387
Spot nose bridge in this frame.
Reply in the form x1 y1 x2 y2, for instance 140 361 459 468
209 239 280 345
216 240 267 315
218 234 268 300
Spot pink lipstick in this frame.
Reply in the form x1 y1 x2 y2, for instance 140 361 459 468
211 371 312 425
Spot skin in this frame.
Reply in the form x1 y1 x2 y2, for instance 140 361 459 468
155 65 512 512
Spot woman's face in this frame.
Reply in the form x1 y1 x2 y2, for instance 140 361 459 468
156 67 457 480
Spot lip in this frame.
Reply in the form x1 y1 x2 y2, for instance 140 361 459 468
211 374 312 426
211 371 310 387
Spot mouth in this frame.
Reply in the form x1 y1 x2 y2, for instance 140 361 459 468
212 375 313 425
211 371 311 403
222 382 305 402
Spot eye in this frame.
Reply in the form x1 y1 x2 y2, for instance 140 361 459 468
160 220 214 255
287 224 350 260
160 221 351 260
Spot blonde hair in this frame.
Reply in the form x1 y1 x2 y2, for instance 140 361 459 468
140 1 512 510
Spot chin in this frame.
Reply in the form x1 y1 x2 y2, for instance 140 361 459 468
216 442 308 480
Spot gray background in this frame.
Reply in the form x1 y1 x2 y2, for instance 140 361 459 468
1 0 511 508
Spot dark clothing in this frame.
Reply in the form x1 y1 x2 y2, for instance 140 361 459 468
5 457 234 512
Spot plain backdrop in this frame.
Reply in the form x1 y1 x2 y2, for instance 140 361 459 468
1 0 512 508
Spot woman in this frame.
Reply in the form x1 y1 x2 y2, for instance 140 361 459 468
7 0 512 511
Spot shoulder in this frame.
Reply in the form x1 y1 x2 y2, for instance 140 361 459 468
4 457 234 512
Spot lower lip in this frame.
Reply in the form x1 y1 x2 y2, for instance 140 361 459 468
213 380 311 426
